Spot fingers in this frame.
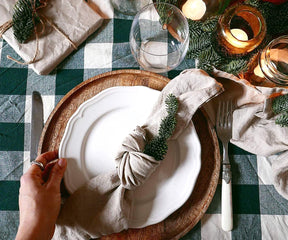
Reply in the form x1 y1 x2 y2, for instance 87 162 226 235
42 161 56 182
46 158 67 192
29 150 58 177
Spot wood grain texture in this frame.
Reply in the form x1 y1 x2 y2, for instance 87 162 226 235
38 69 221 240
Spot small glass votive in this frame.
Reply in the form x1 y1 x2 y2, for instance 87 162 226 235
129 2 189 73
217 4 266 56
255 35 288 85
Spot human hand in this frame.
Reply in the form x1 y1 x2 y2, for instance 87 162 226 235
16 151 67 240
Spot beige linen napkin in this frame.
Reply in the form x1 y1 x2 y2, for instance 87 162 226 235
52 69 223 239
205 69 288 199
0 0 103 75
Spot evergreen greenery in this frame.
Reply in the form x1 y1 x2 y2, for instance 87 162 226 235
143 94 178 161
158 0 288 75
12 0 42 43
157 2 176 26
247 0 288 40
275 113 288 127
272 94 288 127
272 94 288 114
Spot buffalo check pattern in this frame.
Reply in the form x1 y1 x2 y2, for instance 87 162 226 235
1 3 288 240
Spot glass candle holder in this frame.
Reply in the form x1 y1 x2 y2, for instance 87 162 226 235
217 4 266 56
256 35 288 85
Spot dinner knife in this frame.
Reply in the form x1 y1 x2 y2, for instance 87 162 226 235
30 91 43 162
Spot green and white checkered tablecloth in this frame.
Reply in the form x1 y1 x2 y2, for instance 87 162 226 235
1 1 288 239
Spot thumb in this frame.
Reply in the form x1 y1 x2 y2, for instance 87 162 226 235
47 158 67 191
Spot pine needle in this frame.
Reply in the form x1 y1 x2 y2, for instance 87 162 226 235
143 94 178 161
271 94 288 127
272 94 288 115
12 0 41 43
276 113 288 127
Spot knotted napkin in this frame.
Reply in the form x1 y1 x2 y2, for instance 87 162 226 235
204 69 288 200
52 69 223 239
0 0 103 75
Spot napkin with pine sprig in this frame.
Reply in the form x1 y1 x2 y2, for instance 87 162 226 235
52 69 223 239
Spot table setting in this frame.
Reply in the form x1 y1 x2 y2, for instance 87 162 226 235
1 0 288 239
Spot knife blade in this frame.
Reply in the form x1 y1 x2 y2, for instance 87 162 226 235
30 91 43 162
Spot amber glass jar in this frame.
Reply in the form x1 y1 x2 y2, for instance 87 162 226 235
258 35 288 85
217 4 266 55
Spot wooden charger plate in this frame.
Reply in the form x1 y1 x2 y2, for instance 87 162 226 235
39 69 220 239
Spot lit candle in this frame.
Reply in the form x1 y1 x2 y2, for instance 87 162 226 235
230 29 248 41
217 4 266 55
225 29 249 49
224 28 249 49
182 0 206 21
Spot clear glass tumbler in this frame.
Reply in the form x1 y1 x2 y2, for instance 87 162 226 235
129 3 189 73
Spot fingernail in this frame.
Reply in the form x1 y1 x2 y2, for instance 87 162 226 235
58 158 67 168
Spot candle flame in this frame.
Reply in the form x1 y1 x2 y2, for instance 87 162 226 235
231 29 248 41
226 29 249 48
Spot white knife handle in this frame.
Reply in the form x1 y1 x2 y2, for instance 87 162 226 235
221 178 233 231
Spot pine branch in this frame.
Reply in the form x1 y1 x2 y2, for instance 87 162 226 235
158 0 178 5
272 94 288 114
188 19 203 38
245 0 260 8
143 94 178 161
197 46 222 73
275 113 288 127
220 59 249 75
156 0 178 26
271 94 288 127
12 0 42 43
190 32 211 51
200 16 219 32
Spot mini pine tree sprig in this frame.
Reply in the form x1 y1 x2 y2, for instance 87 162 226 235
272 94 288 114
275 113 288 127
12 0 46 43
272 94 288 127
143 94 178 161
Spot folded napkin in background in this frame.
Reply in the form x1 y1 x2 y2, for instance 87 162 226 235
52 69 223 239
204 69 288 200
0 0 103 75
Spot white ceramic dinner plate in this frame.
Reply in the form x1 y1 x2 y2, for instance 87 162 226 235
59 86 201 228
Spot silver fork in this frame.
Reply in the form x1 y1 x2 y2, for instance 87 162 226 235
216 100 233 232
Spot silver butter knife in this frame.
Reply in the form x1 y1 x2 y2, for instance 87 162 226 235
30 91 43 162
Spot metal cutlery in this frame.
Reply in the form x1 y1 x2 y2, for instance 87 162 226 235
216 100 233 232
30 91 43 162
